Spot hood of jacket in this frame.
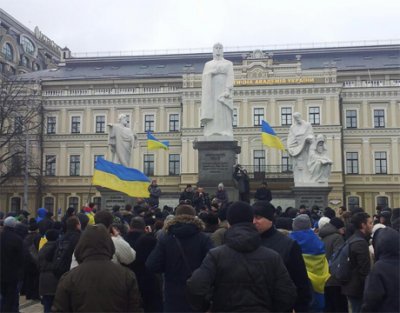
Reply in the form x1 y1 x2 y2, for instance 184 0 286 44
37 208 47 218
75 224 115 263
374 227 399 261
164 214 204 238
224 223 261 253
318 223 339 238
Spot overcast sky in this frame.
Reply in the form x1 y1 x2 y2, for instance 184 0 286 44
2 0 399 55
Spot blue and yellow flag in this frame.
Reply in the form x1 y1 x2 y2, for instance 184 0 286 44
147 132 169 150
261 120 285 150
92 158 150 198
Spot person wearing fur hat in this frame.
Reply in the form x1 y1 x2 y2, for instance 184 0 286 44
253 201 311 313
187 201 296 312
290 214 330 312
146 204 213 312
0 217 24 312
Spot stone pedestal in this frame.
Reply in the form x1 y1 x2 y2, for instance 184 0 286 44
193 140 241 201
292 186 332 209
97 187 135 210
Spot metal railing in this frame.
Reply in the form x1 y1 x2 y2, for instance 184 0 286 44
240 165 293 180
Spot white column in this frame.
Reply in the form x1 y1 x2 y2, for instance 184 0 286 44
83 143 91 175
362 138 370 174
59 143 67 176
391 137 399 173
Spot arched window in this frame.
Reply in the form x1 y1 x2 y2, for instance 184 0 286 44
376 196 389 210
21 37 35 54
347 196 360 211
2 43 13 61
68 196 79 211
21 56 29 67
93 197 102 211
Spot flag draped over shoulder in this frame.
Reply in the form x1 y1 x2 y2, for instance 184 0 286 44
147 132 169 150
92 158 150 198
261 120 285 150
290 229 330 311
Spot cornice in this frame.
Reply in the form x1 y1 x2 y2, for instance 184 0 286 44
343 128 400 137
341 88 399 99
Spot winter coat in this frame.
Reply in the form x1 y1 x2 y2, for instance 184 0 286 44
179 190 195 204
260 226 312 312
148 185 161 207
341 230 371 298
52 224 143 313
0 227 24 283
361 228 399 312
319 223 344 287
146 215 213 312
38 241 58 296
210 220 229 246
254 187 272 202
193 192 211 211
187 223 297 312
215 189 228 204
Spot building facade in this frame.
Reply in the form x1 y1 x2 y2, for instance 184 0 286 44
1 41 399 215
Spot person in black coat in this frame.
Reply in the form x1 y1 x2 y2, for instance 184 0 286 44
0 217 24 313
361 227 399 312
146 205 213 312
187 201 296 313
254 181 272 202
179 184 195 205
192 187 211 212
252 201 311 312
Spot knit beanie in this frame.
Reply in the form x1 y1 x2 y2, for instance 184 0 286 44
318 217 331 229
329 217 345 229
292 214 311 231
4 216 17 228
175 204 196 216
252 201 275 221
227 201 254 225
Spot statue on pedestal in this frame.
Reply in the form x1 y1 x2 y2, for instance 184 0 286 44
108 114 137 167
287 112 314 185
308 135 332 184
200 43 234 139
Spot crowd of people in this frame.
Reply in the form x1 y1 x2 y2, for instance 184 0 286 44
0 184 399 313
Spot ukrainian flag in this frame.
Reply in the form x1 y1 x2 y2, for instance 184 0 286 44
147 132 169 150
92 158 150 198
261 120 285 150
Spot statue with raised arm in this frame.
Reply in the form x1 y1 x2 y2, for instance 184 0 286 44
308 134 332 184
200 43 234 138
287 112 314 185
108 114 137 167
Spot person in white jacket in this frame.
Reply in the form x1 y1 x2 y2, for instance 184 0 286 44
70 210 135 269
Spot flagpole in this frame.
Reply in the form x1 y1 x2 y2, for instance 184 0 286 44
86 181 93 206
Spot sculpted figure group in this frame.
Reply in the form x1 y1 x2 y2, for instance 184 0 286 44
287 112 332 186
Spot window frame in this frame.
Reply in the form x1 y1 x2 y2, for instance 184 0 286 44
374 151 387 174
43 196 55 212
143 154 154 176
144 114 155 132
253 108 264 126
168 154 180 176
69 155 81 176
20 36 35 55
46 116 57 134
95 115 106 133
233 108 238 128
45 155 56 176
373 109 385 128
347 196 361 211
345 109 358 129
253 150 266 173
308 106 321 126
346 152 359 174
281 151 292 172
2 43 13 61
70 115 81 134
281 107 293 126
168 113 180 132
68 196 80 211
10 196 21 212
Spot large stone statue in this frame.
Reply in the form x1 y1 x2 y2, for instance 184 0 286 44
287 112 314 185
200 43 234 139
108 114 137 167
308 134 332 184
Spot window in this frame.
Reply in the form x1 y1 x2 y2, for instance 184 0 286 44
95 115 106 133
21 37 35 54
11 155 23 175
143 154 154 176
233 108 238 127
44 197 54 212
309 107 320 125
94 155 104 167
21 56 29 67
47 116 56 134
2 43 13 61
348 196 360 211
169 114 180 131
346 152 359 174
68 197 79 211
169 154 180 175
253 150 265 173
71 116 81 133
14 116 23 134
375 152 387 174
93 197 101 211
253 108 264 126
10 197 21 212
281 107 292 126
374 109 385 128
376 196 389 210
33 63 40 71
144 115 155 132
45 155 56 176
346 110 357 128
69 155 80 176
281 152 292 172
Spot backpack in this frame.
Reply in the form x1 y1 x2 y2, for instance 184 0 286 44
329 236 364 283
52 237 73 278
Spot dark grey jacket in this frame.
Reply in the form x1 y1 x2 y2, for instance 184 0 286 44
38 241 59 296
